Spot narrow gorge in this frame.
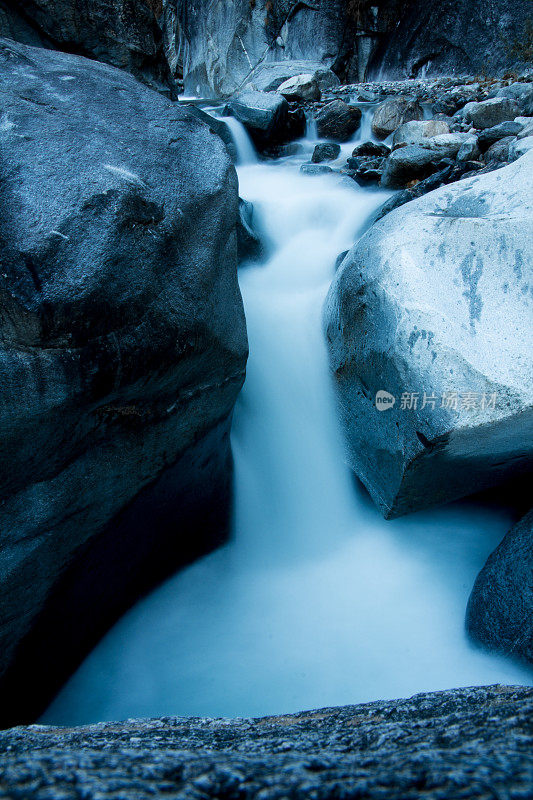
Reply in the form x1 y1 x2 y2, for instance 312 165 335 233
0 2 531 798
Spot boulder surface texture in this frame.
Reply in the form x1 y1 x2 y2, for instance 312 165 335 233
0 37 247 727
0 686 531 799
0 0 173 92
325 152 533 518
467 509 533 665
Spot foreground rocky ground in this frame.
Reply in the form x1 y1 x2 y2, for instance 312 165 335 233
0 685 531 799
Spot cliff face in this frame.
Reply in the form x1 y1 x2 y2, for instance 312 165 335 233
368 0 533 79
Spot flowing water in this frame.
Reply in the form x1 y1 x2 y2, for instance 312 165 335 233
43 118 531 725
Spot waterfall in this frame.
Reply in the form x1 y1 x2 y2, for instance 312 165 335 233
42 155 531 726
221 115 257 165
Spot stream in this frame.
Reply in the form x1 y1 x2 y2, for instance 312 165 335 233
42 114 532 725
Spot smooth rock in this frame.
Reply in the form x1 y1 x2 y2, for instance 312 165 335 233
228 90 288 149
516 116 533 139
352 141 390 158
237 199 264 263
460 97 520 130
392 119 450 147
372 97 424 140
381 144 442 188
315 100 362 142
277 73 320 101
478 121 525 150
0 37 247 726
300 163 334 175
510 135 533 160
311 142 341 163
325 152 533 518
467 510 533 665
0 686 532 799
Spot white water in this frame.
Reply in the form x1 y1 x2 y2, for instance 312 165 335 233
43 125 531 726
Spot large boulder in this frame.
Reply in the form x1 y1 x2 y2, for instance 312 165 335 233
496 82 533 116
0 38 247 727
0 0 174 94
467 510 533 665
381 144 443 188
0 686 531 798
247 60 340 93
392 119 450 147
458 97 520 130
316 100 362 142
367 0 533 79
228 90 290 149
324 152 533 518
277 73 320 101
371 97 424 140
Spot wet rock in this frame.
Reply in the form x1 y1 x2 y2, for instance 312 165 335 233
0 37 247 726
300 163 334 175
458 97 520 130
467 510 533 665
0 686 531 799
325 152 533 518
371 97 424 140
478 121 525 150
237 199 264 263
228 90 289 149
278 73 320 101
246 60 340 94
484 136 516 162
392 119 450 146
381 144 443 188
352 141 390 158
312 142 341 163
315 100 362 142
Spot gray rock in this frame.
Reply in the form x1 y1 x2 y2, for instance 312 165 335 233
325 152 533 518
0 686 531 799
381 144 442 188
478 121 524 150
277 73 320 101
315 100 362 142
516 116 533 139
484 136 516 162
352 141 390 158
237 199 264 263
244 60 340 94
497 82 533 115
311 142 341 163
392 119 450 147
459 97 520 130
300 163 334 175
372 97 424 140
177 0 344 98
0 37 247 726
457 135 481 162
229 90 289 149
467 511 533 665
421 132 471 158
510 135 533 160
0 0 174 94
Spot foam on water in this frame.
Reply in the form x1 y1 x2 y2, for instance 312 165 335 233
42 138 531 726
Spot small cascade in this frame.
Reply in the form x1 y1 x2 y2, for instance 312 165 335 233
305 111 318 140
220 115 257 165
